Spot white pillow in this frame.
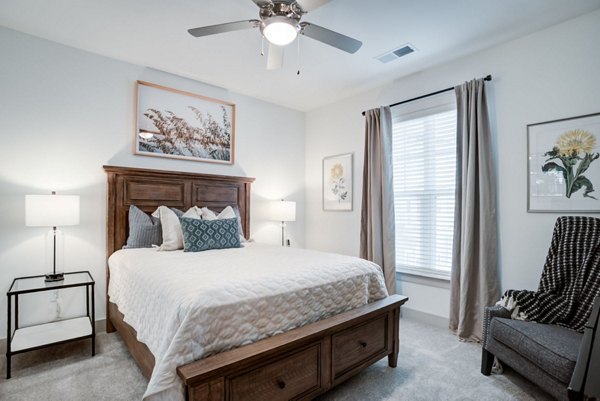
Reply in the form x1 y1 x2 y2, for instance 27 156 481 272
151 206 184 251
201 206 246 241
200 206 218 220
182 206 203 219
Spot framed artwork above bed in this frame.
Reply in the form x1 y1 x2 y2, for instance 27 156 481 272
134 81 235 164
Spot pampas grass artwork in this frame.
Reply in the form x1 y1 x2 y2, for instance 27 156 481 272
135 81 235 164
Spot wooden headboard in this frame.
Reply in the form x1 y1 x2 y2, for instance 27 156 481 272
104 165 254 256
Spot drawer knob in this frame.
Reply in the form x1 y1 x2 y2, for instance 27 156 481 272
277 378 286 389
359 341 368 348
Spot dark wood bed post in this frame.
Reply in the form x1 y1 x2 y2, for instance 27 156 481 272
106 171 116 333
103 165 254 333
106 170 117 333
388 304 400 367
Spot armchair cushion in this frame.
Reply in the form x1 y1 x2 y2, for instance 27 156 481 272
490 318 582 384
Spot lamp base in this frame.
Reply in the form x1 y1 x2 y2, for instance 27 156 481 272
45 273 64 282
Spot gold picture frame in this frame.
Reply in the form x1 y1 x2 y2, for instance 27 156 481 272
134 81 235 164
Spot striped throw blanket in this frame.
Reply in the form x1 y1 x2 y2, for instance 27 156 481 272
498 216 600 332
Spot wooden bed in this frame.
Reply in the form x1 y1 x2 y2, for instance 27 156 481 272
104 165 408 401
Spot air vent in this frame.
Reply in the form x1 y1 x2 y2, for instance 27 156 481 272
375 44 416 64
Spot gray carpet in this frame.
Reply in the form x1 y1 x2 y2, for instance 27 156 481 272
0 319 553 401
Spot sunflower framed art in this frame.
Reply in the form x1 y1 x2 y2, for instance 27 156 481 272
528 112 600 212
323 153 353 211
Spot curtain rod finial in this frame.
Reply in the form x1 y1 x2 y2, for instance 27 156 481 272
484 75 492 81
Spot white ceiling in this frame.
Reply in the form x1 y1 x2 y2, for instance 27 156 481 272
1 0 599 111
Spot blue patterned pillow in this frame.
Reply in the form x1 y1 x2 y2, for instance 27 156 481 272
180 217 241 252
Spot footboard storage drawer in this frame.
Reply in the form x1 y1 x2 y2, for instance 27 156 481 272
228 344 322 401
332 315 389 380
177 296 407 401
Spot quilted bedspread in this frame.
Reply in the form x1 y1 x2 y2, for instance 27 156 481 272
108 243 388 401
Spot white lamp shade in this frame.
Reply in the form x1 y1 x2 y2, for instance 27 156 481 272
271 200 296 222
25 194 80 227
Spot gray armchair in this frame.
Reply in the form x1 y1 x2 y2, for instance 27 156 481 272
481 297 600 401
481 216 600 400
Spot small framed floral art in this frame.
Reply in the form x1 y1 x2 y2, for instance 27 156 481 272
528 112 600 212
323 153 353 211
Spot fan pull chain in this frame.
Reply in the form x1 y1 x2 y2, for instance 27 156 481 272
297 34 301 75
261 35 265 56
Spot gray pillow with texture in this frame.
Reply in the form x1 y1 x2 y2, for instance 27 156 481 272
124 205 161 249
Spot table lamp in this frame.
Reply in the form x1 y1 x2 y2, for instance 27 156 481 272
270 200 296 246
25 192 80 282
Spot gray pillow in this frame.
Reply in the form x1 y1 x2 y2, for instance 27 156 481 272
124 205 161 249
124 206 184 249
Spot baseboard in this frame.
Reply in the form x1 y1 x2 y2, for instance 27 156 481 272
95 318 106 334
0 319 106 354
400 307 448 329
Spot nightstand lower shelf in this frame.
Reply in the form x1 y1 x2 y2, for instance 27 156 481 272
6 271 96 379
11 317 93 352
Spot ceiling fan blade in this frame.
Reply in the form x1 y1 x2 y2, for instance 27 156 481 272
188 20 260 38
300 22 362 54
267 43 284 70
250 0 273 7
295 0 331 12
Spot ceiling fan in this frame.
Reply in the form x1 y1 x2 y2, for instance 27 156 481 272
187 0 362 70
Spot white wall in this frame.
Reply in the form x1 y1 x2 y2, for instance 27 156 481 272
0 27 305 338
3 8 600 337
305 10 600 319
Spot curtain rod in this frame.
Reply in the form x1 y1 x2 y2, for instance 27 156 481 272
361 74 492 116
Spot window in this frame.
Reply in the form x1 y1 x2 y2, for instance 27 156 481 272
392 96 457 279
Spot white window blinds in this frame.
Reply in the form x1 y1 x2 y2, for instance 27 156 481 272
392 98 457 279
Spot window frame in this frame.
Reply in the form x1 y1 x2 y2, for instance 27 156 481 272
391 93 457 281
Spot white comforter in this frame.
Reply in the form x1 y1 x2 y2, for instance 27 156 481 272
108 243 388 401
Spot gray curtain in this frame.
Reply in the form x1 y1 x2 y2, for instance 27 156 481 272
360 107 396 295
449 78 500 341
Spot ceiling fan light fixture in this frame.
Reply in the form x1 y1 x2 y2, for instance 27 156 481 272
261 16 298 46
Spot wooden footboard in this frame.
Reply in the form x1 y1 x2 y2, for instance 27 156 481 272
109 295 407 401
177 294 407 401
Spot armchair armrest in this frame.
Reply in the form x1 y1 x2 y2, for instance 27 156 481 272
481 304 511 376
568 296 600 401
482 305 511 349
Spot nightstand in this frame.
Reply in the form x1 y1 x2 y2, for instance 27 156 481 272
6 271 95 379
